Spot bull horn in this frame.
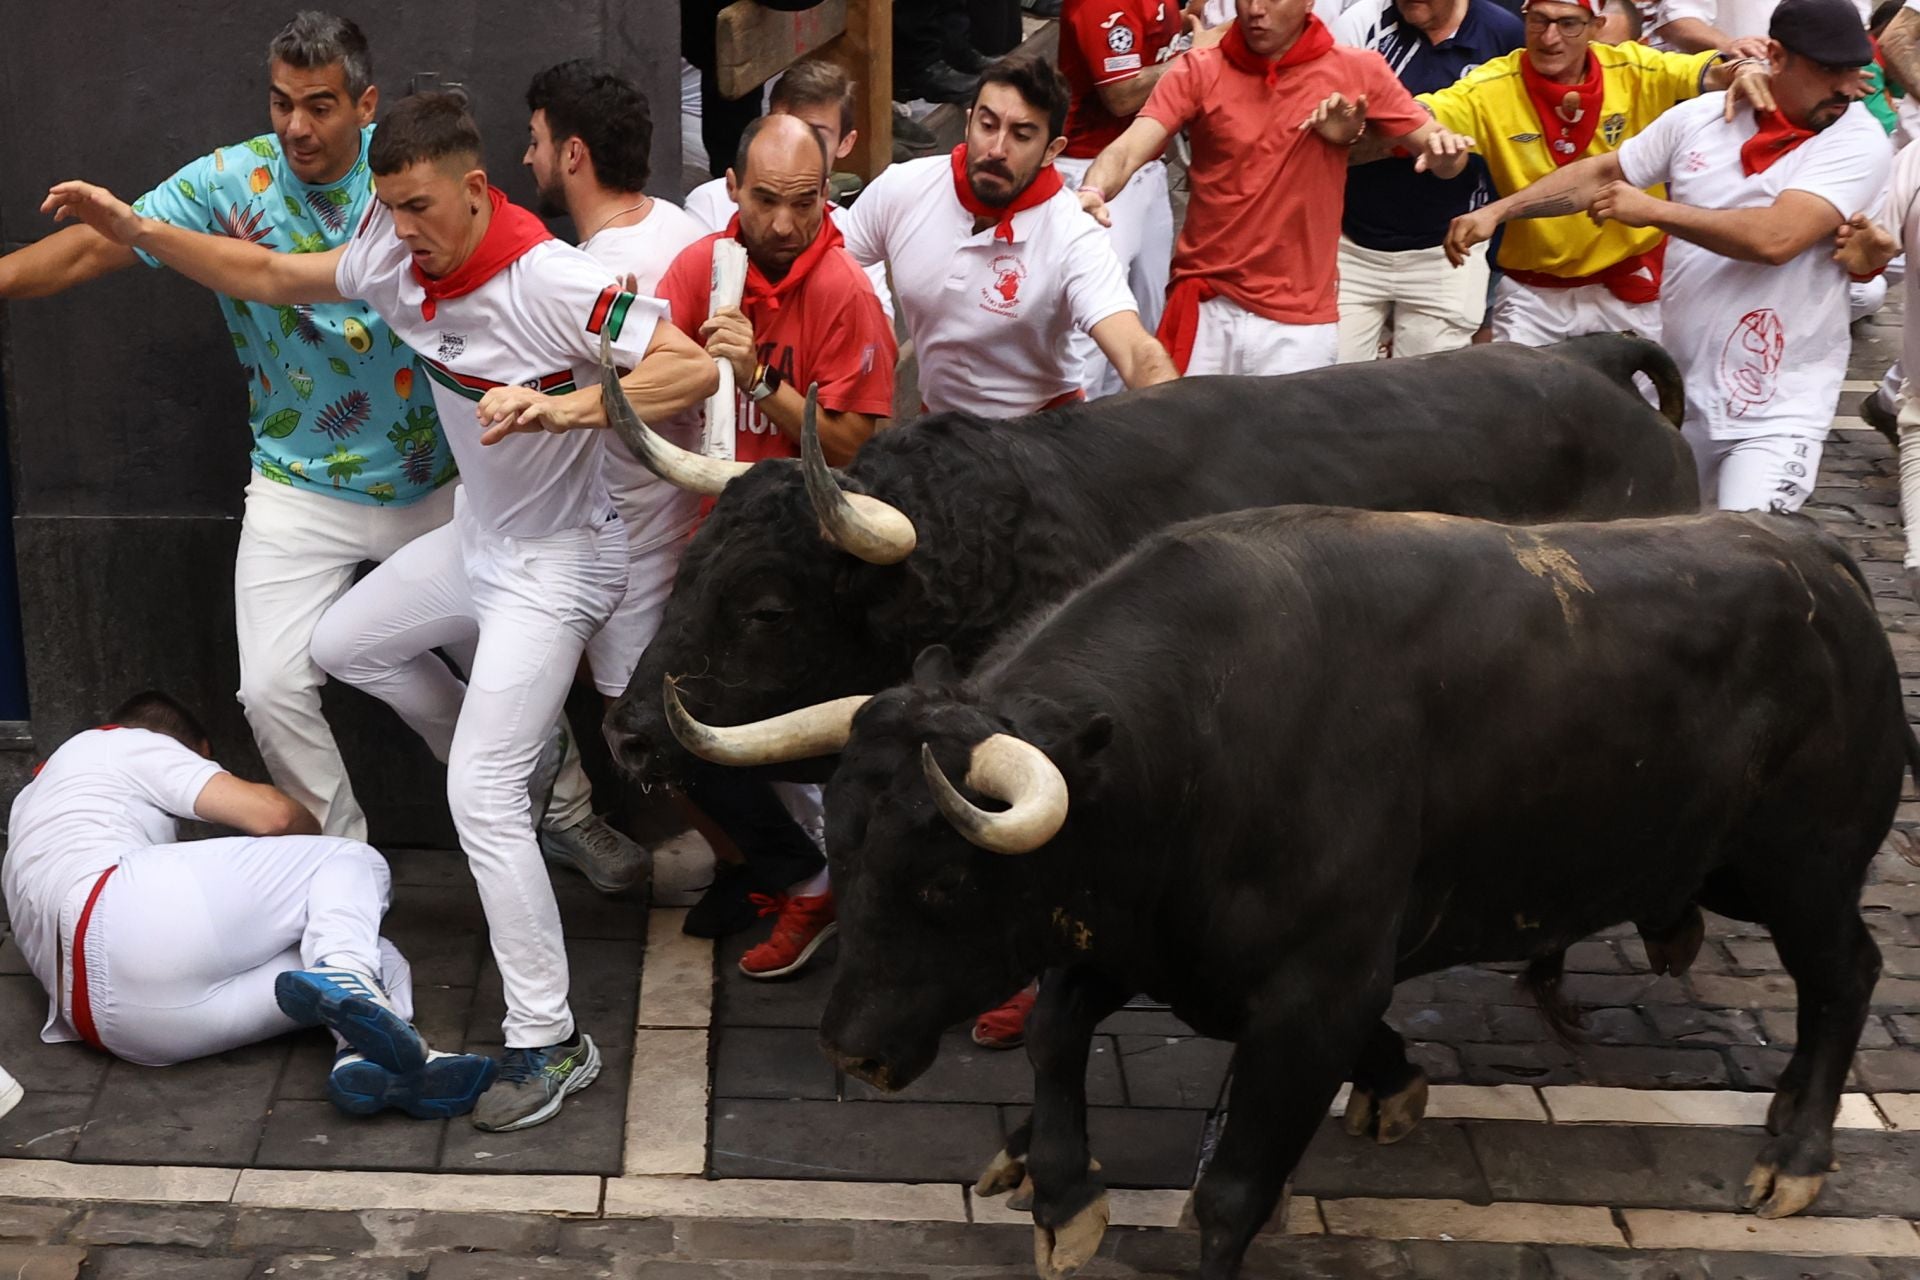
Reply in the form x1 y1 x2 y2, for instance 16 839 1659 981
662 675 869 765
600 329 750 496
801 383 918 565
920 736 1068 855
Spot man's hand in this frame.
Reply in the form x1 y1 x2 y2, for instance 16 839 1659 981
1724 35 1772 60
41 181 144 246
1722 60 1777 120
1187 15 1229 46
1413 126 1477 178
701 306 759 386
1833 211 1899 277
1444 207 1500 266
477 385 585 445
1301 92 1369 146
1078 187 1114 228
1590 180 1661 228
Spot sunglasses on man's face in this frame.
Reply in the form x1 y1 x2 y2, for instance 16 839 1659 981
1524 13 1595 34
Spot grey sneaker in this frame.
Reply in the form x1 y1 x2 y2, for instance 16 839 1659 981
540 814 650 896
528 725 568 823
472 1033 601 1132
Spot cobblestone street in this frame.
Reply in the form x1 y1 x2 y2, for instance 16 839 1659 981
0 312 1917 1276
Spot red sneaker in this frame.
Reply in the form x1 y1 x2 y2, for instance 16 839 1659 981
971 983 1038 1049
739 891 838 979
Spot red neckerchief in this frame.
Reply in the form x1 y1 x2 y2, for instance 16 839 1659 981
948 143 1064 243
1741 109 1817 176
725 209 846 313
411 186 554 321
1521 52 1604 166
1220 14 1335 86
1506 241 1666 304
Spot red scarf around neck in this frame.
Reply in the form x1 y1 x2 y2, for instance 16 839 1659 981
1521 52 1604 166
411 186 554 321
1741 110 1817 176
726 209 846 312
1220 14 1335 87
949 144 1064 242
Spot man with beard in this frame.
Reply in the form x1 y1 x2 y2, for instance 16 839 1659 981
1074 0 1477 376
651 115 898 975
1459 0 1886 512
838 54 1177 416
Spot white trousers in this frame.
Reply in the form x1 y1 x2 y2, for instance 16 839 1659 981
1187 297 1338 377
1681 417 1824 514
234 476 457 840
1337 238 1490 363
583 516 692 698
311 490 628 1047
1056 155 1174 400
1490 276 1662 346
71 835 410 1067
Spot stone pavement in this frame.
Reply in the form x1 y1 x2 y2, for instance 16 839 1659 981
2 317 1920 1275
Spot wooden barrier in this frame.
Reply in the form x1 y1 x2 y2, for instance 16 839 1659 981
713 0 893 179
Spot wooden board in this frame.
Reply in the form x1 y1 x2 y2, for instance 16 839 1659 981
715 0 850 99
816 0 892 179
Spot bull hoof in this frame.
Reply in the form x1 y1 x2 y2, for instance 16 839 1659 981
1743 1161 1825 1219
1343 1086 1377 1138
976 1147 1027 1198
1345 1073 1428 1145
1639 905 1704 977
1033 1191 1110 1280
1008 1173 1037 1213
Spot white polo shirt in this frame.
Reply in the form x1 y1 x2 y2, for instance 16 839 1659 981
684 175 895 320
336 201 663 538
4 728 221 1042
580 200 709 555
836 154 1137 417
1617 95 1889 440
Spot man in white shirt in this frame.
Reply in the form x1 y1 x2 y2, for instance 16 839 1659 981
838 54 1178 417
43 91 717 1134
1466 0 1888 511
2 690 495 1117
521 59 709 895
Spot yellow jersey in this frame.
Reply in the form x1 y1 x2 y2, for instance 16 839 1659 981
1420 43 1718 277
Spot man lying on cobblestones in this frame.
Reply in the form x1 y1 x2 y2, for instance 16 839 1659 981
1449 0 1888 511
1 691 495 1118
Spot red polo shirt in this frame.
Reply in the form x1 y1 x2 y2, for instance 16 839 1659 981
1060 0 1185 158
1142 42 1426 325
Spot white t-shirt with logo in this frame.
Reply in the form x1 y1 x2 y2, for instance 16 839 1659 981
1657 0 1870 39
336 201 664 537
580 201 709 554
3 727 222 1042
837 154 1137 417
684 175 896 320
1618 95 1889 440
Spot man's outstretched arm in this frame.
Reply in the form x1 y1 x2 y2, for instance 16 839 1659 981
43 180 345 304
0 225 139 299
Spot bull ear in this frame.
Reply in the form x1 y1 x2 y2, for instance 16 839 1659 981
912 644 958 686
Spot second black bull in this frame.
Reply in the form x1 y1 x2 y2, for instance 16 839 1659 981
601 332 1699 785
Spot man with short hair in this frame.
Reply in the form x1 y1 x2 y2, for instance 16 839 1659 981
1435 0 1773 344
655 113 899 977
839 54 1179 416
1464 0 1887 511
1078 0 1477 375
1332 0 1524 361
45 91 718 1133
522 58 710 894
3 690 495 1118
0 13 457 847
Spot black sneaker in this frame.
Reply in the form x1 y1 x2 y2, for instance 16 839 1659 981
893 112 939 150
897 60 978 104
946 44 990 74
1861 387 1900 447
683 860 761 938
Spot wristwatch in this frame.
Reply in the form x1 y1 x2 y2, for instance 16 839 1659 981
748 362 782 402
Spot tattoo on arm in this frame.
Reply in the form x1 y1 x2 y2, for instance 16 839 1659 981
1509 193 1579 219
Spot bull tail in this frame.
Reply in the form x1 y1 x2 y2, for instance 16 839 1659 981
1521 950 1586 1048
1551 332 1686 431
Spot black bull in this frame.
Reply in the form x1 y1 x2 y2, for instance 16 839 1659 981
803 508 1909 1280
604 333 1699 785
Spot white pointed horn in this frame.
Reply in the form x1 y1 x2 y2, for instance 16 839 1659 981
920 735 1069 855
801 383 918 565
662 676 868 765
600 328 750 496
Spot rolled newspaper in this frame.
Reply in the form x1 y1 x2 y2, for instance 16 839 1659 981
704 238 750 461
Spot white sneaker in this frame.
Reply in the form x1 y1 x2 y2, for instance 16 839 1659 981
0 1063 22 1121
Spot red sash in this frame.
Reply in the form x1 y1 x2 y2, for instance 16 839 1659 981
70 865 118 1051
1504 241 1666 305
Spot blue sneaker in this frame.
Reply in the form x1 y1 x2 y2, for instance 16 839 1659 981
275 967 427 1075
328 1050 499 1119
471 1032 601 1132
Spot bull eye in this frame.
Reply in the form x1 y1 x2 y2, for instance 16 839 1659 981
748 606 790 625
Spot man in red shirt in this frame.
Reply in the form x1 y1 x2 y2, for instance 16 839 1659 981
1057 0 1222 394
655 113 896 980
658 114 896 466
1076 0 1477 375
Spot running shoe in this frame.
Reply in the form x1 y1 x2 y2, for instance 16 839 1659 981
471 1032 601 1132
276 967 427 1074
738 891 837 979
328 1049 498 1119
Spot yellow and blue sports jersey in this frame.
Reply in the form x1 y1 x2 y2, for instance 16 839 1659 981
132 126 453 506
1421 42 1719 278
